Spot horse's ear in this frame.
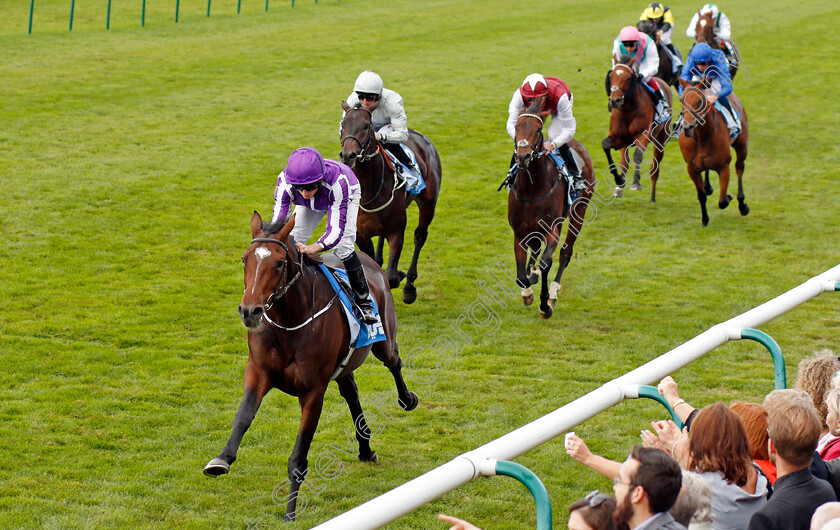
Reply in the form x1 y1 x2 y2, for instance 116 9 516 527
251 211 264 238
341 100 351 112
277 214 296 241
678 77 690 88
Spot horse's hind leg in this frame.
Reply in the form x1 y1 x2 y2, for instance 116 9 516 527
630 144 645 191
538 243 558 319
283 388 327 521
336 373 377 462
734 144 749 216
373 342 418 411
402 201 436 305
717 166 733 210
384 231 407 289
357 237 376 261
687 167 710 226
704 169 714 195
552 201 587 299
513 236 535 306
204 362 271 477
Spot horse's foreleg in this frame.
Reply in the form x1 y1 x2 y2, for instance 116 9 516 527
384 231 406 289
688 167 710 226
402 203 436 304
649 140 666 203
204 362 271 476
375 237 385 267
630 141 648 191
513 236 534 306
284 388 326 522
717 166 733 210
601 136 626 190
336 374 378 462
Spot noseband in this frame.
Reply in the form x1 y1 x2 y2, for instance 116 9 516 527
609 65 638 109
250 237 303 311
341 107 379 163
514 113 546 165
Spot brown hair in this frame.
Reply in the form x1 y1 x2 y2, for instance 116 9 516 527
794 351 840 430
568 492 617 530
730 402 770 460
688 402 753 486
764 389 822 466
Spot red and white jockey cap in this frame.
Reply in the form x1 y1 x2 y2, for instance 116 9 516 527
519 73 549 100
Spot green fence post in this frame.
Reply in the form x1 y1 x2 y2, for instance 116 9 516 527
637 386 685 429
107 0 112 29
495 460 552 530
69 0 75 30
237 0 241 13
29 0 35 34
207 0 211 17
740 328 786 389
142 0 146 26
265 0 269 10
835 282 840 291
175 0 180 22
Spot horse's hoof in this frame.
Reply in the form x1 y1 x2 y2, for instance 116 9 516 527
358 450 378 463
539 305 553 319
526 273 540 286
388 277 402 289
402 285 417 304
283 513 296 522
739 203 750 216
629 182 642 191
702 217 710 227
612 188 624 198
400 391 418 411
719 194 733 210
203 458 230 477
547 297 557 309
704 183 714 195
521 288 534 306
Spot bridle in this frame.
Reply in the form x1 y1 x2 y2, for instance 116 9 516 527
609 64 640 110
514 113 546 167
680 84 717 144
250 237 303 311
340 107 379 164
510 113 561 203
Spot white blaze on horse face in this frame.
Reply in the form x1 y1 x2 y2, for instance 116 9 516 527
251 247 272 295
700 19 708 28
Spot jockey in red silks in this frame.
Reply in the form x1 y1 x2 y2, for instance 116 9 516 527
271 147 377 323
505 73 587 191
610 25 668 120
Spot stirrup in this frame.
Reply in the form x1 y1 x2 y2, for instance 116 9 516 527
357 302 379 324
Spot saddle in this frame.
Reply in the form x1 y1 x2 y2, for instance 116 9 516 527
381 144 426 194
317 263 385 349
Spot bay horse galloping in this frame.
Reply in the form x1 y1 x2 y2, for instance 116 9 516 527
203 212 418 521
678 80 749 226
694 11 738 79
508 103 595 319
340 103 442 304
602 60 673 202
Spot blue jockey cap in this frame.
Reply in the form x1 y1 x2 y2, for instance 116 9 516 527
285 147 326 186
692 43 713 63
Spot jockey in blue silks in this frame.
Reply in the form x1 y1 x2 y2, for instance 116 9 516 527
680 42 740 139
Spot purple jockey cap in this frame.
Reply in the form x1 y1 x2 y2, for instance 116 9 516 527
692 43 713 62
285 147 326 185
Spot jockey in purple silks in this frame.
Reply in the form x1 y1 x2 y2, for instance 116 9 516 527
271 147 377 323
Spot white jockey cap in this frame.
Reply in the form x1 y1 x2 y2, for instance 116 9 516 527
700 3 719 17
354 71 384 95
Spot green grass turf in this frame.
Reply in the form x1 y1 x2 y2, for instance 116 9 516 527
2 0 839 528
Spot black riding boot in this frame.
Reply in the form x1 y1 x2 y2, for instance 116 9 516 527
383 142 418 176
558 143 587 191
342 253 378 324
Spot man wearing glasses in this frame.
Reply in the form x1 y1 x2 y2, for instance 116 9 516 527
271 147 378 324
613 446 686 529
343 71 422 190
679 42 740 141
610 26 668 122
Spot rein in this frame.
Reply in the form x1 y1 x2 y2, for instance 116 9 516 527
360 148 406 213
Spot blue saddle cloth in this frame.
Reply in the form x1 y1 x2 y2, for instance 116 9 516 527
383 145 426 194
318 264 386 348
505 150 578 204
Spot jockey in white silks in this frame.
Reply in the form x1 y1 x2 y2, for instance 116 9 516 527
342 71 422 192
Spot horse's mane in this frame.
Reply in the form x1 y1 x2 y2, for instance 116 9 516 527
617 53 635 66
261 216 325 265
525 100 543 114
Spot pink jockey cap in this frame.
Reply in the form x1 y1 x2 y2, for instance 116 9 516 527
519 73 549 100
285 147 326 186
619 25 641 43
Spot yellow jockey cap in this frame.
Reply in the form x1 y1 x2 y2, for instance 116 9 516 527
641 3 665 19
